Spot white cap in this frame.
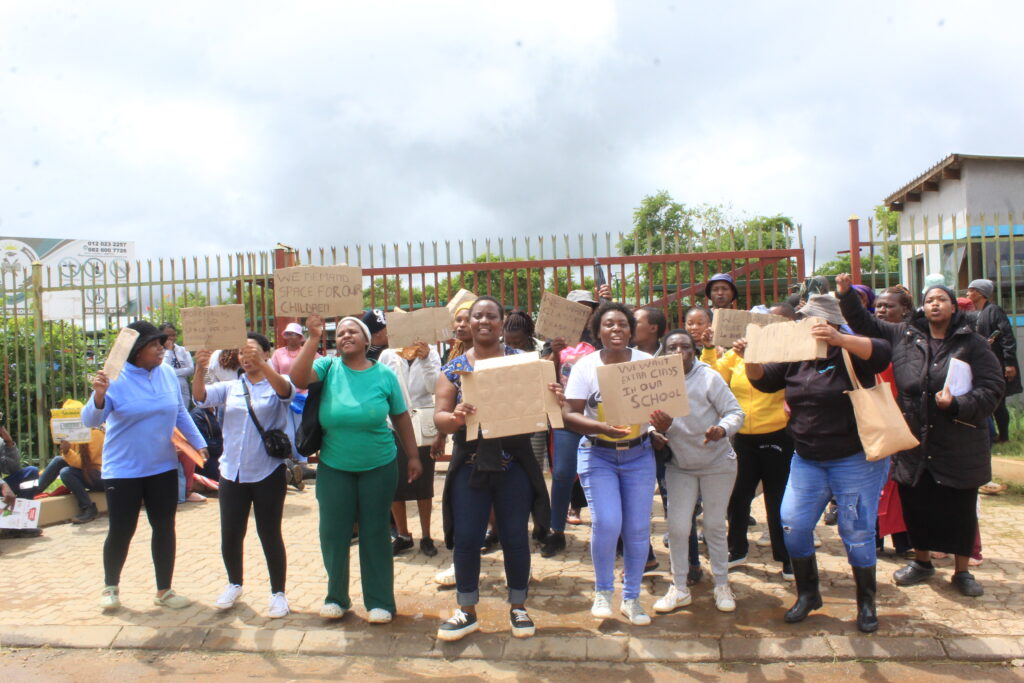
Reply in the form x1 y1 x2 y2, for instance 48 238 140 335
283 322 304 336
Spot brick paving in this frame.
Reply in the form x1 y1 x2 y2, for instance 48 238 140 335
1 472 1023 663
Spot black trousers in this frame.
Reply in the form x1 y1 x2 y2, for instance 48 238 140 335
727 430 794 563
994 397 1010 442
219 465 288 594
104 468 178 589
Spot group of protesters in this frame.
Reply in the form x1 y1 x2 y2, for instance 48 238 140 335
8 268 1016 642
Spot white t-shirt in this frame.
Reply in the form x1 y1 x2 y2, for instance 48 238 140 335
564 348 652 441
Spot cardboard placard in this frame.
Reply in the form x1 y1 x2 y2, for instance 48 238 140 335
535 291 593 344
446 288 478 313
50 406 91 444
710 309 789 347
386 307 453 347
596 354 689 425
274 265 363 318
102 327 139 381
181 304 247 351
0 498 41 530
744 317 828 363
460 353 564 439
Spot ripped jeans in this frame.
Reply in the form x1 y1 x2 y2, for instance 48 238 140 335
780 452 889 568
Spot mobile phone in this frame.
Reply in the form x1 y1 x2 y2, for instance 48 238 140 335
594 259 610 300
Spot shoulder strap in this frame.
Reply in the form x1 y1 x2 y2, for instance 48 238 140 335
240 378 267 438
840 348 864 391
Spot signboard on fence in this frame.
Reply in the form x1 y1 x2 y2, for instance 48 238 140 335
596 354 689 425
744 317 828 363
181 304 248 351
386 307 453 348
535 291 593 344
274 265 363 318
710 309 789 347
460 353 564 439
1 236 135 318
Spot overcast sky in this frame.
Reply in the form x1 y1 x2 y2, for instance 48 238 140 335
2 1 1023 267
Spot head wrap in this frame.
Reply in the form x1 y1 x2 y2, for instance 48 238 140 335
851 284 877 312
338 316 372 345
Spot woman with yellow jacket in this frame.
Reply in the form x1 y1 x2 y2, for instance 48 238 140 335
701 303 796 579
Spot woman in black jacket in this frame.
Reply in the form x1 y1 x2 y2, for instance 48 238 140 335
836 275 1004 597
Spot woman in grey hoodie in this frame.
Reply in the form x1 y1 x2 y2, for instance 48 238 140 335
650 330 745 613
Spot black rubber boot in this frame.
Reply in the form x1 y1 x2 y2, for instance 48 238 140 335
852 565 879 633
784 554 823 623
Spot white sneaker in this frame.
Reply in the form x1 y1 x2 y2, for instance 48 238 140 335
591 590 613 619
653 584 692 613
714 583 736 612
813 531 822 548
434 564 457 587
620 598 651 626
319 602 346 619
268 592 289 618
215 583 243 610
756 530 772 547
368 608 393 624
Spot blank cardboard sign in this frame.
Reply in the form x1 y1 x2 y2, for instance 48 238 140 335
102 327 140 381
386 307 453 347
460 353 563 439
710 309 789 347
744 316 828 363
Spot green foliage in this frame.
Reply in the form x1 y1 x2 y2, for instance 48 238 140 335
817 205 900 279
142 290 209 328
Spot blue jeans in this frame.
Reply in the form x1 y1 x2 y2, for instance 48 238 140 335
5 466 39 499
451 460 533 606
549 429 583 533
61 466 105 509
578 439 656 600
780 452 889 567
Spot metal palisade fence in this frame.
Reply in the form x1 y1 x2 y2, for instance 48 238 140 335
1 228 803 465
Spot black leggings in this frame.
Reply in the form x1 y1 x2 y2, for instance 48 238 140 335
219 465 288 593
994 397 1010 442
104 468 178 590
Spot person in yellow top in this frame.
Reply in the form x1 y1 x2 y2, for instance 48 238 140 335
700 303 797 580
58 426 106 523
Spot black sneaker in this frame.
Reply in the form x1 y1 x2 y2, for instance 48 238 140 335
392 534 414 556
481 530 500 554
420 538 438 557
893 560 936 586
73 502 98 524
727 552 746 569
747 515 757 527
437 609 479 642
952 571 984 597
686 565 703 586
509 608 535 638
540 531 565 558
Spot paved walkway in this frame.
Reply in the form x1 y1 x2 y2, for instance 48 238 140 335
2 473 1023 664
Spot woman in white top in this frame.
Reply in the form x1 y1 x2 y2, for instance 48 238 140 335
159 323 195 408
194 333 295 619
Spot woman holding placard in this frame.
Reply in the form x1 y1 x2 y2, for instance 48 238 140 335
432 296 558 642
82 320 209 612
745 296 892 632
563 301 656 626
193 333 295 619
289 314 422 625
835 275 1004 599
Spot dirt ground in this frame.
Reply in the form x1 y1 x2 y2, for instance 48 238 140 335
1 648 1022 682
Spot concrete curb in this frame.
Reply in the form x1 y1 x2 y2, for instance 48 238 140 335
3 625 1024 664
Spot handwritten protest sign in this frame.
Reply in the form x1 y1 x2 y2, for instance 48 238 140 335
596 354 689 425
0 498 41 530
50 406 91 444
386 307 453 347
744 317 828 363
274 265 363 318
446 288 478 313
102 327 139 381
710 309 789 347
181 304 247 351
535 291 593 344
460 353 564 439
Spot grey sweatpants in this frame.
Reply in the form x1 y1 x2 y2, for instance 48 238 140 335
665 463 737 588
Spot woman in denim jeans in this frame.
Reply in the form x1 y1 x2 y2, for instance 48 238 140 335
564 302 656 626
747 295 892 633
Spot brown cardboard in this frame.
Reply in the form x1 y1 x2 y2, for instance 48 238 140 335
274 265 363 318
596 353 689 425
744 316 828 363
102 327 139 381
386 307 453 347
535 290 593 343
181 304 248 351
445 288 478 313
460 353 563 439
710 309 789 347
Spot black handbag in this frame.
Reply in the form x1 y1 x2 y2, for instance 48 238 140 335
295 360 330 456
241 379 293 460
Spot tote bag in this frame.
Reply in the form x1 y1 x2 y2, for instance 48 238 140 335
841 349 919 461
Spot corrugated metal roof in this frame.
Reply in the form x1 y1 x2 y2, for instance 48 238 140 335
884 153 1024 208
